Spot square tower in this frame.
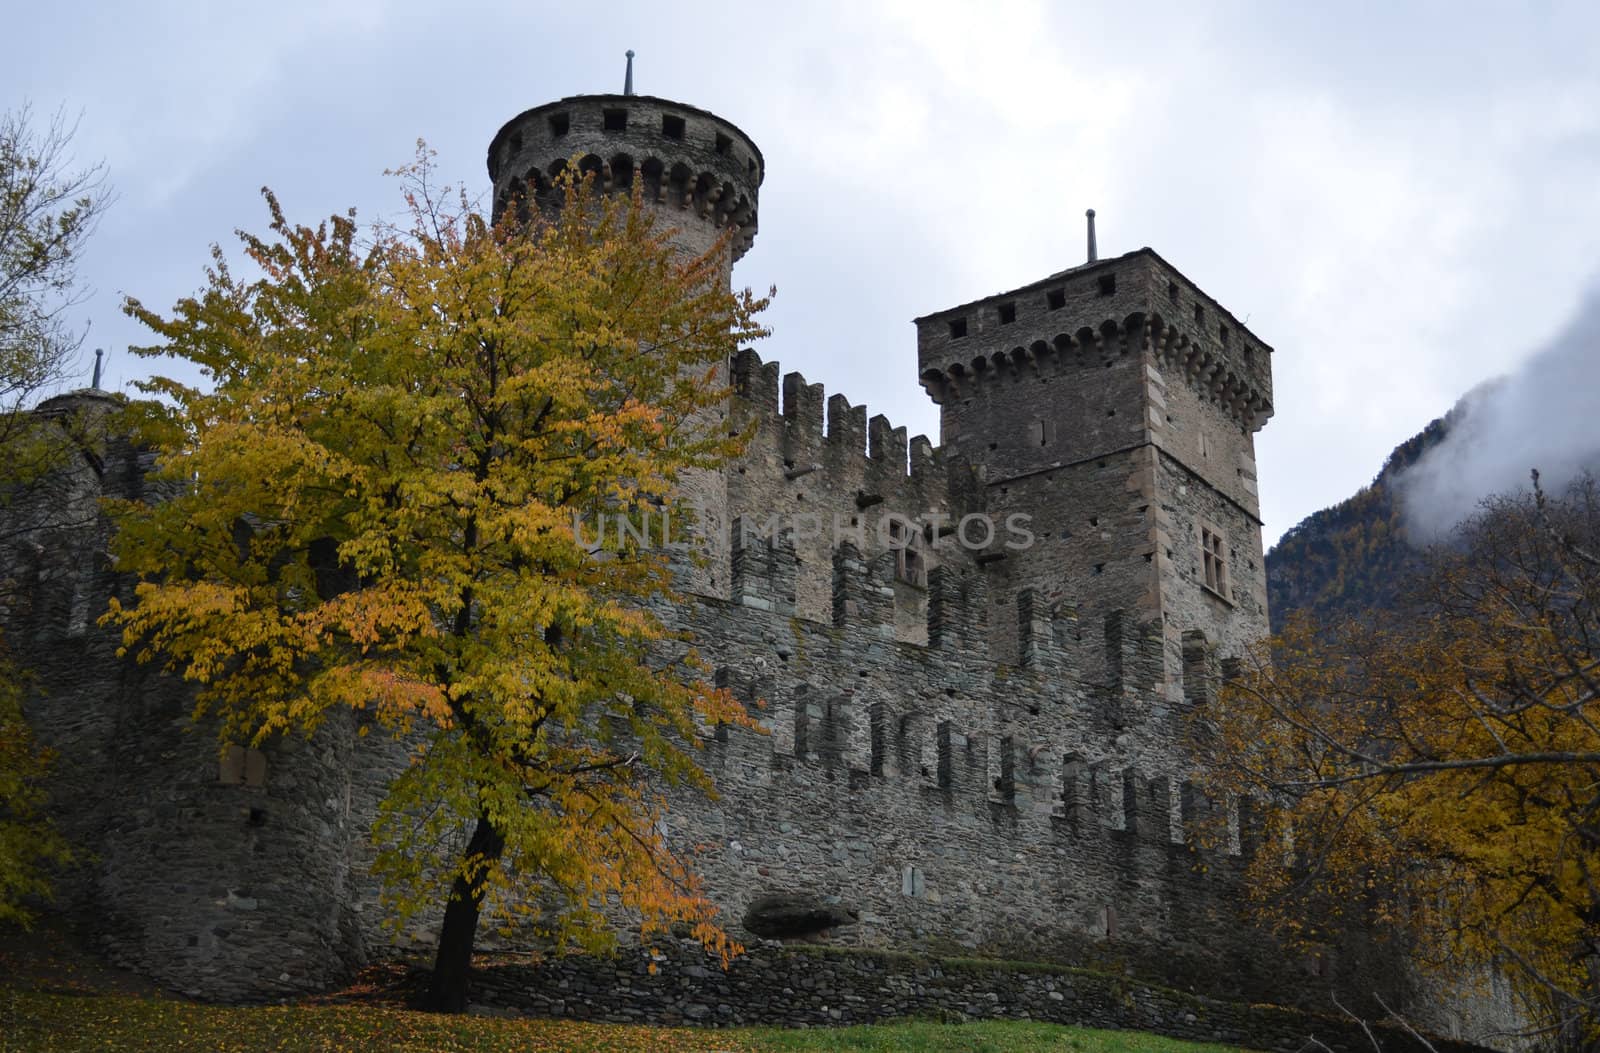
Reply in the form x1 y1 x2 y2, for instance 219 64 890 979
915 248 1275 685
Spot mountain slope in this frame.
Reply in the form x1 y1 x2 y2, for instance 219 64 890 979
1264 416 1449 632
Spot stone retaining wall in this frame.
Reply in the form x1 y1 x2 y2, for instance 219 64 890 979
465 942 1496 1053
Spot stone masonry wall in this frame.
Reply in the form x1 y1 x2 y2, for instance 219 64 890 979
464 940 1495 1053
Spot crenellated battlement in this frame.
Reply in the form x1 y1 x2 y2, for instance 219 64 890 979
913 249 1273 434
731 348 940 483
488 94 763 261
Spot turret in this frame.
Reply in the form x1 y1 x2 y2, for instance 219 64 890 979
486 91 763 278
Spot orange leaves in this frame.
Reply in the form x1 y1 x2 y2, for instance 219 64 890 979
1201 481 1600 1035
111 144 770 997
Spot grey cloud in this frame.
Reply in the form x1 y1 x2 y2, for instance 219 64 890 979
1397 286 1600 539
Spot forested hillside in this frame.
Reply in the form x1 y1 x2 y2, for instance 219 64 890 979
1264 416 1450 631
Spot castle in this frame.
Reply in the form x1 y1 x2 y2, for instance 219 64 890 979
10 84 1503 1041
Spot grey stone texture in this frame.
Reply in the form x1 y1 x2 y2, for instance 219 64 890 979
1 89 1509 1046
457 939 1496 1053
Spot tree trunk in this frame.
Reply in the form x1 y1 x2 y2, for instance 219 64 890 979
423 811 505 1012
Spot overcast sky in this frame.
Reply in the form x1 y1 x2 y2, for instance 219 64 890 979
8 0 1599 546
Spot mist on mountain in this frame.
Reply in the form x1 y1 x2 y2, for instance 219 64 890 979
1394 287 1600 540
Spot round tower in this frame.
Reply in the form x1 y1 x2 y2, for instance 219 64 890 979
487 92 763 277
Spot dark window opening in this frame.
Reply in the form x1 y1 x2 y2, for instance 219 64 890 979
948 318 968 339
1193 303 1205 324
661 114 685 139
548 112 570 137
1219 324 1230 346
1168 280 1179 301
603 109 629 132
870 703 886 776
1097 273 1117 296
1093 563 1105 575
1202 525 1229 599
507 132 523 157
714 131 732 155
936 721 953 788
1046 288 1066 310
994 736 1016 803
997 301 1016 325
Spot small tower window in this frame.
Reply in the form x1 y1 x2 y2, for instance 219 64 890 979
948 318 968 339
1097 274 1117 296
1193 303 1205 325
997 301 1016 325
1219 324 1230 346
714 131 732 156
1046 288 1066 310
603 108 629 132
661 114 686 139
886 517 928 587
548 112 570 137
1168 280 1179 302
1201 524 1229 600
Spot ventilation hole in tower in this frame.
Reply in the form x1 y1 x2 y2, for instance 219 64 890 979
1029 705 1040 716
1219 324 1230 346
715 132 732 156
949 318 968 339
945 688 957 697
998 302 1016 325
1144 553 1153 562
603 108 629 132
1097 274 1116 296
1047 288 1066 311
611 154 635 188
548 112 570 137
1194 303 1205 324
1168 280 1179 301
1106 408 1116 417
1093 563 1105 575
662 114 686 139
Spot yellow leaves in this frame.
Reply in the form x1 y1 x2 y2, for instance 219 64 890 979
110 144 770 980
1200 484 1600 1034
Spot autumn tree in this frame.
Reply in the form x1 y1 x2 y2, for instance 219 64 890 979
1200 473 1600 1047
107 151 769 1011
0 104 110 927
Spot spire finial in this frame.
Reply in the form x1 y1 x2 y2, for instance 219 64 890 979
1086 209 1098 263
92 348 103 389
624 50 635 95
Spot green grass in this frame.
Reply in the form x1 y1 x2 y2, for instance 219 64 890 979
0 989 1251 1053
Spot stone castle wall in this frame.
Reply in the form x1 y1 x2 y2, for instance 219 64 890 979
11 382 1374 1017
5 87 1522 1043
